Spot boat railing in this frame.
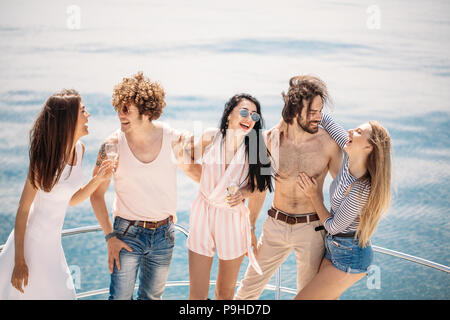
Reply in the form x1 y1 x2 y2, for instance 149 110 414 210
1 224 449 299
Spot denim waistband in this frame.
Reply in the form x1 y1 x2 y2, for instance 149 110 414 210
115 215 172 230
331 232 356 238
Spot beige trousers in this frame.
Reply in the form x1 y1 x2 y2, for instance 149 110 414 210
235 214 326 300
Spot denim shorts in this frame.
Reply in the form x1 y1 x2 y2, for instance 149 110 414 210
324 234 373 274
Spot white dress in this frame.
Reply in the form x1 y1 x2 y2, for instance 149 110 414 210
0 142 84 300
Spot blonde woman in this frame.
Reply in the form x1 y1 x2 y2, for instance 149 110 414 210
295 113 391 300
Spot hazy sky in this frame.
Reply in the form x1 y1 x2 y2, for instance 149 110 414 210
0 0 449 116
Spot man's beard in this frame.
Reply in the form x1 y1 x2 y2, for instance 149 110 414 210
297 117 319 134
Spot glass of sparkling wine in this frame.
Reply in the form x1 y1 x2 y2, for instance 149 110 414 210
226 183 239 207
227 183 239 196
105 143 118 167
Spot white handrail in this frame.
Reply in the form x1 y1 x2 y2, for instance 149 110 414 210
372 245 450 273
1 224 449 300
1 224 448 273
75 281 299 299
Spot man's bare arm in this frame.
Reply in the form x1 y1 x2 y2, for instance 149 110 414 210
90 133 118 234
90 142 114 235
265 119 286 174
172 128 217 183
90 137 132 274
247 188 268 254
179 163 202 183
248 189 267 227
172 132 202 183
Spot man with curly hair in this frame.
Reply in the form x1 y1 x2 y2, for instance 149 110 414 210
90 72 199 300
235 75 343 299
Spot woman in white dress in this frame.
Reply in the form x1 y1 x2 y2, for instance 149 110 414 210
0 89 114 299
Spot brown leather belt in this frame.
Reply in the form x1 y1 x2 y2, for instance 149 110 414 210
130 216 173 230
333 232 356 238
268 207 319 225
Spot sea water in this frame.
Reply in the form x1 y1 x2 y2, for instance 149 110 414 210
0 0 449 299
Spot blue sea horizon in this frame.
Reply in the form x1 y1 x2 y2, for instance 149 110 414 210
0 0 449 299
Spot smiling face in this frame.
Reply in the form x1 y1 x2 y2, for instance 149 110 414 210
74 101 90 139
344 122 373 155
297 95 323 134
227 99 259 133
117 102 147 133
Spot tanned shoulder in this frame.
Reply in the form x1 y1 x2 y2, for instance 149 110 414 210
318 127 336 145
318 127 342 160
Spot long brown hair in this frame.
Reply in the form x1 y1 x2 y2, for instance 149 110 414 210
29 89 81 192
356 121 392 247
219 94 273 193
281 75 329 124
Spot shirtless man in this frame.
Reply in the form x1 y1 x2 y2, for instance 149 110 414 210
235 75 342 299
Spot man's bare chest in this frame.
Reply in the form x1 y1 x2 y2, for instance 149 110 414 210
277 139 329 179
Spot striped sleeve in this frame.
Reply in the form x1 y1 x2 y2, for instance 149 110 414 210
324 183 371 234
320 113 348 150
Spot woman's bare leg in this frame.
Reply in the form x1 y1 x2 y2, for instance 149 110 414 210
189 249 214 300
215 254 245 300
294 257 366 300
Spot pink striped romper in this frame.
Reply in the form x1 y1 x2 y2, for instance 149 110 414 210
187 131 262 275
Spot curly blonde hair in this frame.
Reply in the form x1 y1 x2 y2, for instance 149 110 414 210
112 71 166 121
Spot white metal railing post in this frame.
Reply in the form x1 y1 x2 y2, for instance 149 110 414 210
275 266 282 300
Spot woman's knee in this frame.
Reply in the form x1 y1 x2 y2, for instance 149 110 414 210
215 285 235 300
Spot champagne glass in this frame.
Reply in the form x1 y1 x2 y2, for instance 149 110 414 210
226 182 240 207
227 183 239 196
105 143 118 168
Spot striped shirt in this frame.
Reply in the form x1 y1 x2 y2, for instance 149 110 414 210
320 113 371 235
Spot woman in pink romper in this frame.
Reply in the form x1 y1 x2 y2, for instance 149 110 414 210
187 94 273 300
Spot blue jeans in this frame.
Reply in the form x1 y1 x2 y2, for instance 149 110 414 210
109 216 175 300
324 234 373 274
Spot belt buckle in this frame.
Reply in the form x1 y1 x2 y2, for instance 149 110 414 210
288 216 296 225
148 221 157 230
142 221 157 230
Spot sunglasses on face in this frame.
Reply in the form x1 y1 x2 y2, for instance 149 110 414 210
239 108 260 122
116 105 131 114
